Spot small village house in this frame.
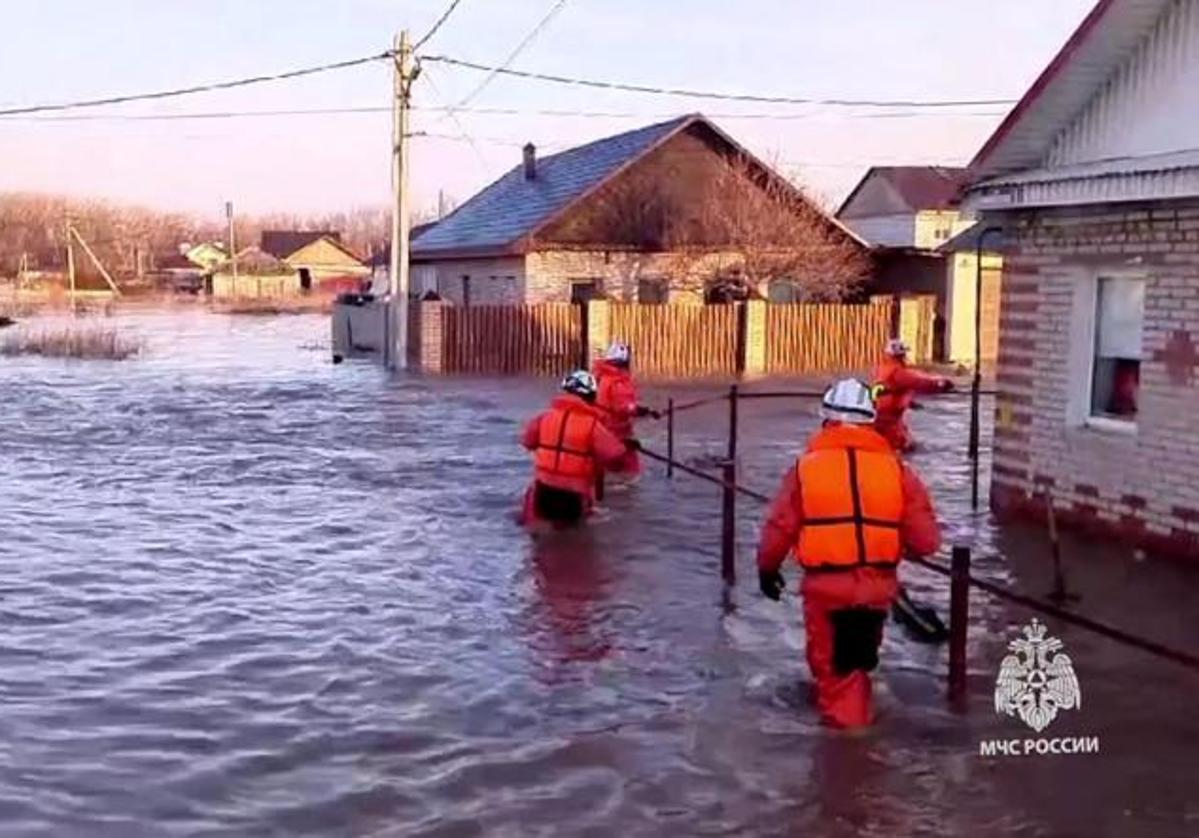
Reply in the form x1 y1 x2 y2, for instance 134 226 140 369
261 230 369 294
965 0 1199 560
836 166 1002 363
410 114 868 306
211 246 299 297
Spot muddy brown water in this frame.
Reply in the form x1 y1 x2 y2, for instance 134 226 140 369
2 311 1196 836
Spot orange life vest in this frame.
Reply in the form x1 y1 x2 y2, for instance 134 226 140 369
872 356 911 418
534 406 600 481
795 424 904 570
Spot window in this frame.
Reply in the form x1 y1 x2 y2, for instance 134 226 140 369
768 280 800 303
1089 276 1143 422
461 275 472 307
637 278 668 304
570 279 602 304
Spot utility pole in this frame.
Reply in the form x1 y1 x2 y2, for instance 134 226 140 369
65 217 76 316
387 29 417 369
226 201 238 283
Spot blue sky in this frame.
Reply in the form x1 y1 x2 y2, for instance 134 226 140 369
0 0 1096 219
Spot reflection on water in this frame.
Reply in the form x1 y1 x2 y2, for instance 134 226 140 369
1 310 1196 836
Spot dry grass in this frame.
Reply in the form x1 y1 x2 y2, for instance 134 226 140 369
0 325 143 360
211 295 333 316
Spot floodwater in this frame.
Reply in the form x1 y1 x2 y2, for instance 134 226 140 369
2 310 1197 837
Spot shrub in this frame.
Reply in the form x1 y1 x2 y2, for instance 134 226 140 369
0 325 142 360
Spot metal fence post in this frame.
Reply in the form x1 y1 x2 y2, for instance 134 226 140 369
666 398 675 479
720 385 739 585
948 544 971 705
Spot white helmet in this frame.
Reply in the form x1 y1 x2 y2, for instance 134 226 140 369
885 338 909 357
820 378 877 425
604 341 631 364
561 369 598 400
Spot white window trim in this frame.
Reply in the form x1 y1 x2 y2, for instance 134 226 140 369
1067 268 1145 433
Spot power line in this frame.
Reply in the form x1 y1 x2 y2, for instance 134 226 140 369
421 55 1019 109
0 51 393 117
415 0 468 50
455 0 571 109
0 104 1007 123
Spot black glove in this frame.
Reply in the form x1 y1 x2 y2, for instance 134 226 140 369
759 569 785 601
939 378 956 393
635 405 662 420
625 437 642 452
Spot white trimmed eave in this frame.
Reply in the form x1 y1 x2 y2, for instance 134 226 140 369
966 148 1199 211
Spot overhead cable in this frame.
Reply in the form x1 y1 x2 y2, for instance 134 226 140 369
421 55 1019 108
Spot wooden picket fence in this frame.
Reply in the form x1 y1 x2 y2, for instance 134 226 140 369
765 302 892 375
415 298 914 378
609 303 740 378
440 303 582 374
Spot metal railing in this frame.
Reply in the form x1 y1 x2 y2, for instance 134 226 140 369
643 384 1199 706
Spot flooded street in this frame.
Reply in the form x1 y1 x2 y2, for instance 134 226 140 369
2 311 1196 836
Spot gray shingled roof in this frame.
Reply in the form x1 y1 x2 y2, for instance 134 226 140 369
413 115 694 259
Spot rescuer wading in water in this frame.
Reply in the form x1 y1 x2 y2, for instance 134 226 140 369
871 338 954 452
519 370 632 529
756 378 942 728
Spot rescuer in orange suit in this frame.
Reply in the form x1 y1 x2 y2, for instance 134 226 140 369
592 341 660 480
756 379 942 728
520 370 631 529
872 338 954 452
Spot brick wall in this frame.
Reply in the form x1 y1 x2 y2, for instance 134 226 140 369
990 200 1199 560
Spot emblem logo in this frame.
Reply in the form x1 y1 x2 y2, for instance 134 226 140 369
994 618 1081 732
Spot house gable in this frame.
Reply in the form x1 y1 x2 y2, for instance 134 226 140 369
1047 0 1199 167
284 237 365 271
837 172 912 219
970 0 1176 178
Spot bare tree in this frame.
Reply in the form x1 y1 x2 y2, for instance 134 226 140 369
550 152 869 301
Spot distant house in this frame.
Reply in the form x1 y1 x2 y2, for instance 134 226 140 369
836 166 984 361
211 246 299 297
184 242 229 272
411 114 865 305
963 0 1199 560
261 230 369 293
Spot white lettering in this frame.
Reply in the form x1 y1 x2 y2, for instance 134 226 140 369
1080 736 1100 754
1049 738 1062 754
980 741 999 757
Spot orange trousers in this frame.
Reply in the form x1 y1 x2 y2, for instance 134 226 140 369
800 567 899 728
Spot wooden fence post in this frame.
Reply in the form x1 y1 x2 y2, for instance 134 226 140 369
742 299 767 378
586 298 610 365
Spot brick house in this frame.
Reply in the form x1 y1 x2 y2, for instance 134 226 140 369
965 0 1199 560
411 114 865 305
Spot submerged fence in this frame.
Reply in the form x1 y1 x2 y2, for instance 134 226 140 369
395 296 937 378
644 384 1199 706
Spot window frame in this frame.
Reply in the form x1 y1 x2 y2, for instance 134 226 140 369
1079 270 1146 433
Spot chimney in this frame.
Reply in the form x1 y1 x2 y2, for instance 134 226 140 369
523 143 537 180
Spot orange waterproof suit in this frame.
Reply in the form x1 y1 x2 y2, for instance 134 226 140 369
592 359 642 476
520 394 628 526
757 423 941 728
872 355 950 451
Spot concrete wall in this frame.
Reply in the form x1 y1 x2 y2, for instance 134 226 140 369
989 200 1199 561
